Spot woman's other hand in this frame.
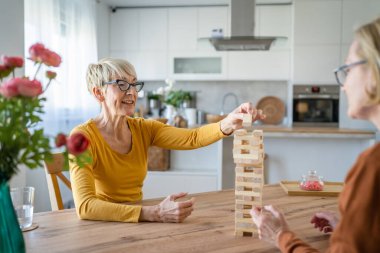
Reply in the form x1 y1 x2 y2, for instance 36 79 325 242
250 205 289 247
140 192 195 223
220 102 266 135
310 211 339 233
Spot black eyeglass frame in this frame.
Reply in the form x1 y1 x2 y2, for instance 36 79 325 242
334 60 367 86
103 79 144 92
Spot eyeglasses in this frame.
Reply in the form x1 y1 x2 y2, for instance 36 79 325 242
103 79 144 93
334 60 367 86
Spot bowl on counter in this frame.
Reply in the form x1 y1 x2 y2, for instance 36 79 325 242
206 114 227 123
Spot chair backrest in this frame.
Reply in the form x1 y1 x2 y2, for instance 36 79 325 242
44 153 71 211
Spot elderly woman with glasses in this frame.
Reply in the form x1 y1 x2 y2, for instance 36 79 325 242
69 57 265 223
251 17 380 253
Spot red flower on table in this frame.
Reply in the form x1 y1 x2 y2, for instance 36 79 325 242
67 133 89 156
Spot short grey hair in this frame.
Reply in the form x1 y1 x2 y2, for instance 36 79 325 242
86 57 137 93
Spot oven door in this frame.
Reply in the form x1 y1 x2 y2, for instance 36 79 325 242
293 98 339 127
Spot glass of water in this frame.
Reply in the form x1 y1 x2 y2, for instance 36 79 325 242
10 187 35 230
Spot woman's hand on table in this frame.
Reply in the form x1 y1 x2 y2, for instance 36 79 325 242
220 102 266 135
140 192 195 223
250 205 290 247
311 211 339 233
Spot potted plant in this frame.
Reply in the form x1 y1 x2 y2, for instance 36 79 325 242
164 90 193 109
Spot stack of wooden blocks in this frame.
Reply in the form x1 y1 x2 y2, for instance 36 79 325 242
233 115 264 237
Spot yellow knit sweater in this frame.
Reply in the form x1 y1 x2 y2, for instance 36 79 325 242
69 117 225 222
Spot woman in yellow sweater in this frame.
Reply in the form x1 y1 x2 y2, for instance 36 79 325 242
251 17 380 252
69 57 265 223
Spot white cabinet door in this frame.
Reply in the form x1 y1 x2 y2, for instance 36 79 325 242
294 0 342 44
197 6 229 51
139 8 168 51
143 172 218 199
110 9 140 51
228 51 291 80
294 45 340 84
168 8 197 51
341 0 380 44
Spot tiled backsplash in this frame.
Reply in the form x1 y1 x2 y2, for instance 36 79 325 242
140 80 288 116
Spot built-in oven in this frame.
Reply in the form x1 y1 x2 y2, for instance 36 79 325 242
293 85 339 127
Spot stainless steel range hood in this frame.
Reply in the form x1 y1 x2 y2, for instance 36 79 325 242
210 0 279 51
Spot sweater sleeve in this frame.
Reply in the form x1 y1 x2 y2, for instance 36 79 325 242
149 121 226 150
69 129 142 223
278 231 320 253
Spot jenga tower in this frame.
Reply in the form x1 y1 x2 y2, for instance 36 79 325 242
233 115 264 237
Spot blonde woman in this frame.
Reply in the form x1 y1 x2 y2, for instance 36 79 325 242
69 58 265 223
251 17 380 252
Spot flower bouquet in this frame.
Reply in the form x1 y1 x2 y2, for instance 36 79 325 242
0 43 90 253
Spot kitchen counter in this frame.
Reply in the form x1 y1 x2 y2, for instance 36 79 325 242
249 126 376 139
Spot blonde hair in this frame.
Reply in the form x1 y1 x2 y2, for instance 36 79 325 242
355 17 380 103
86 58 137 93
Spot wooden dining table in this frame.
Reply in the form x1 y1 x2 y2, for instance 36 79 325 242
24 184 338 253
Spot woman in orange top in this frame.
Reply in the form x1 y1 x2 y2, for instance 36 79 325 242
251 17 380 253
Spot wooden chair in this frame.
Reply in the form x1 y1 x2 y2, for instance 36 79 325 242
44 153 71 211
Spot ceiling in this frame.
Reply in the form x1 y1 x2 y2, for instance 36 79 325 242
97 0 229 7
97 0 292 7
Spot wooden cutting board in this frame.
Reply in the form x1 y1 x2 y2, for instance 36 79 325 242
256 96 285 125
280 180 344 197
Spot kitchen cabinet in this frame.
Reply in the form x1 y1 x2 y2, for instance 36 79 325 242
142 141 223 199
169 51 227 80
228 51 291 80
168 8 198 51
109 8 168 80
293 0 342 84
341 0 380 44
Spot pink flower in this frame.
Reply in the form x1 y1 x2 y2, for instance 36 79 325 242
0 64 12 78
46 70 57 80
41 49 61 67
2 56 24 68
67 133 89 156
29 43 46 63
55 133 67 147
18 79 43 97
0 78 20 97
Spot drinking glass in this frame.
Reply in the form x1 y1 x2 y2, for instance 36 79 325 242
10 187 35 230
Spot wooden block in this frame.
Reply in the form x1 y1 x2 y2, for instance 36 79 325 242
242 114 252 128
236 200 262 206
234 129 247 136
235 190 262 198
235 181 262 188
253 130 263 137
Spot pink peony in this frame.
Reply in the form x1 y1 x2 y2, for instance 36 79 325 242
29 43 46 63
18 79 43 97
55 133 67 147
41 49 61 67
46 70 57 80
0 78 20 98
67 133 89 156
2 55 24 68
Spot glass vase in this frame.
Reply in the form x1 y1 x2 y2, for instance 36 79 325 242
0 181 26 253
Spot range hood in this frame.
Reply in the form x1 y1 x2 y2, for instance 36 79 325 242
210 0 279 51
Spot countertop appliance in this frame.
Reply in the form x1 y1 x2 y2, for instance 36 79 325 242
293 85 339 127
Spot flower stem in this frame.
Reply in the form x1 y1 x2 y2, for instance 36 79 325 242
44 80 52 93
33 63 43 80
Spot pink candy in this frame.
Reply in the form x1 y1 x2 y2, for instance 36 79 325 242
300 181 324 191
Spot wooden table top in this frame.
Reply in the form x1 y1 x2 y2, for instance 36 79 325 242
24 184 338 253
